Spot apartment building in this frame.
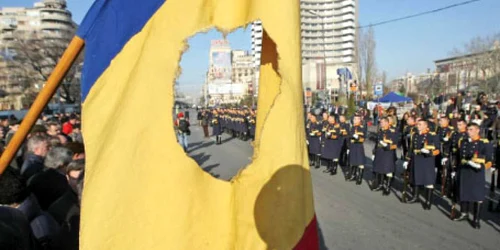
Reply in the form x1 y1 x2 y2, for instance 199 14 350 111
0 0 76 109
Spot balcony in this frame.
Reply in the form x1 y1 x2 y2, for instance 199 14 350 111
336 20 355 28
1 32 14 40
40 21 75 32
301 25 324 31
338 6 356 14
1 24 17 31
40 12 72 23
339 28 355 35
300 3 335 11
333 0 356 8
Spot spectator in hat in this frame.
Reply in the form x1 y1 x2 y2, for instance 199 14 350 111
20 135 50 180
62 114 78 135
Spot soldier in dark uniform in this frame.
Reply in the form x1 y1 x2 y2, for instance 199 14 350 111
321 115 342 175
248 110 256 141
307 115 323 168
306 112 313 166
449 119 468 217
404 119 440 210
211 110 222 145
371 117 399 196
347 114 366 184
427 116 437 133
402 116 417 162
387 115 400 174
320 113 330 163
338 115 350 173
453 123 493 229
436 116 455 197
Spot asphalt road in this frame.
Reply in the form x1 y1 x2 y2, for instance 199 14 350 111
184 112 500 250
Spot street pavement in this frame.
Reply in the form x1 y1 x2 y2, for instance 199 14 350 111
184 113 500 250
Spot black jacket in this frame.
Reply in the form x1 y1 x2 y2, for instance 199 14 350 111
28 169 70 210
21 154 45 180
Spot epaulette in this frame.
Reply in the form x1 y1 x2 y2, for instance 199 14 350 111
449 126 454 130
390 129 395 132
429 132 436 135
481 139 489 143
360 125 364 128
334 124 340 128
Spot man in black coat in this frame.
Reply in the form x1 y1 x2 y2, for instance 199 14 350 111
21 135 50 180
28 147 72 210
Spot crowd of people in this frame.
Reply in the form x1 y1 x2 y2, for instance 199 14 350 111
0 113 84 249
174 108 257 151
306 92 500 229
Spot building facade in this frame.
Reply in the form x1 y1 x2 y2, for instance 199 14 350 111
434 48 499 94
231 50 254 96
0 0 76 110
250 20 262 97
300 0 358 99
206 40 252 106
300 0 357 64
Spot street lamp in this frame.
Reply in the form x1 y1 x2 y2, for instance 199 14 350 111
306 9 329 106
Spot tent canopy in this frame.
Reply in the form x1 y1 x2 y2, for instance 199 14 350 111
378 92 412 103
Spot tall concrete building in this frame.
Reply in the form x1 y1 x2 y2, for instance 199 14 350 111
300 0 358 98
300 0 357 64
250 20 262 96
0 0 76 109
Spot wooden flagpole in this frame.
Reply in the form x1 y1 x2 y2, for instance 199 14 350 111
0 36 84 175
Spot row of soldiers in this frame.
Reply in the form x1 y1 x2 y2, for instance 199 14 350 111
306 111 368 185
306 108 499 229
209 108 257 145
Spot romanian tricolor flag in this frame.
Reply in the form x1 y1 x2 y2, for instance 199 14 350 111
77 0 318 249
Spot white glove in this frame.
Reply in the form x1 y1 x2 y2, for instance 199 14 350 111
467 161 481 169
443 137 449 142
326 132 331 137
379 141 388 147
451 171 456 178
353 134 359 139
403 161 409 169
441 158 448 165
306 140 309 145
491 167 497 172
347 149 350 155
371 155 375 161
309 132 315 136
420 148 430 154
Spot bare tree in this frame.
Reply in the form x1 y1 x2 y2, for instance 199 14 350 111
381 70 387 85
449 33 500 96
9 31 82 104
358 27 377 99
